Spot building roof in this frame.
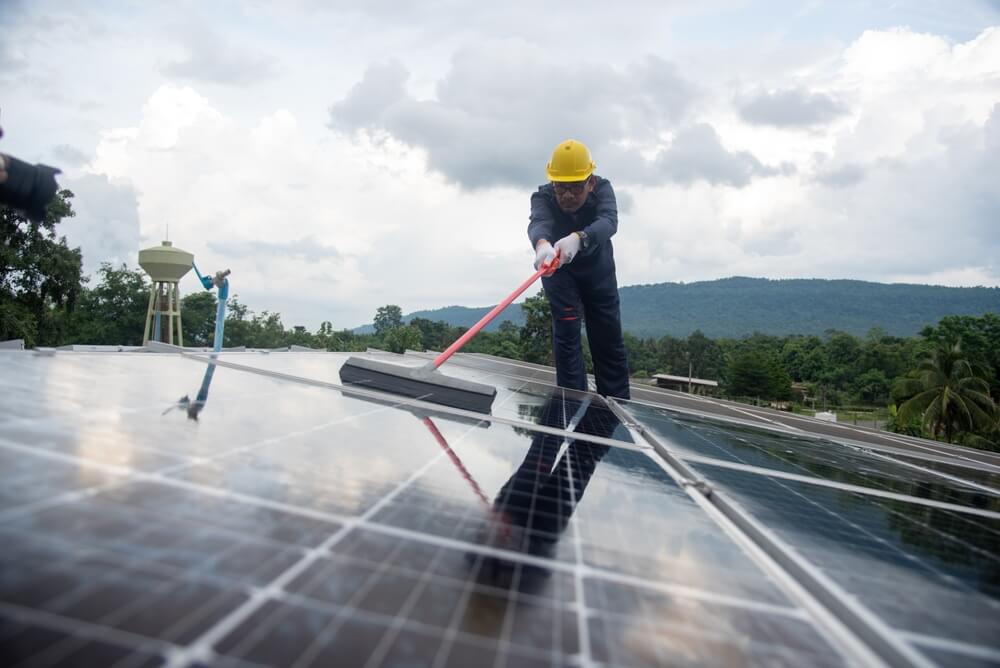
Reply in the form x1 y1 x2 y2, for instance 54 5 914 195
652 373 720 387
1 348 998 667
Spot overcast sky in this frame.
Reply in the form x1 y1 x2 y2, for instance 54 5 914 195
2 1 998 329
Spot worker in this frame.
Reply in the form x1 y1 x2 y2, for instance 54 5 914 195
528 139 630 399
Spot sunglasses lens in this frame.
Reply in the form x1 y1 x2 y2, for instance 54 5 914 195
554 181 586 194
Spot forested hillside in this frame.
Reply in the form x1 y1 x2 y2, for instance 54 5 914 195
382 277 999 338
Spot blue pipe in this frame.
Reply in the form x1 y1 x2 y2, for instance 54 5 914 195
193 262 230 353
213 279 229 353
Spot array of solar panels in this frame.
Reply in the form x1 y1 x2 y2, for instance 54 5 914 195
0 349 998 667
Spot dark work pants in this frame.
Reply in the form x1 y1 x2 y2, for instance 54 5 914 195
541 262 630 399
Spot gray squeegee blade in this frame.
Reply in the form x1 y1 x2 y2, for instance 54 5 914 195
339 356 497 414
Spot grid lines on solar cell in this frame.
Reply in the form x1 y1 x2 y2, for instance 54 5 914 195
692 462 1000 661
626 400 1000 510
1 352 864 666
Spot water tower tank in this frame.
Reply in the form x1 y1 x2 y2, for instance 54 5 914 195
139 241 193 346
139 240 194 281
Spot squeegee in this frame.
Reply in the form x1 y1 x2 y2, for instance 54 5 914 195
339 253 561 413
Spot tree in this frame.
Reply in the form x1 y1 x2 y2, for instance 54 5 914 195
894 340 998 444
687 329 724 379
0 189 84 346
382 325 423 354
221 297 285 348
247 310 286 348
921 314 1000 397
410 316 457 352
68 264 149 345
491 320 522 360
781 335 826 382
623 332 657 376
222 296 252 347
519 290 552 365
728 348 791 401
373 305 403 335
656 335 687 376
181 291 219 347
853 369 890 404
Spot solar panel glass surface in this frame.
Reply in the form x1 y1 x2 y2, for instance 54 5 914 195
623 400 1000 510
203 352 635 443
690 462 1000 662
1 352 854 667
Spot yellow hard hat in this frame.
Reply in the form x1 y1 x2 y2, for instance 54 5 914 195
545 139 595 182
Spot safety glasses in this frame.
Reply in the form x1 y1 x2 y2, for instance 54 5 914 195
552 178 590 195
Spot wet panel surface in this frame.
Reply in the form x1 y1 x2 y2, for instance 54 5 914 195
209 351 635 442
0 616 166 668
693 462 1000 656
883 453 1000 492
0 352 876 666
626 401 1000 510
372 406 792 605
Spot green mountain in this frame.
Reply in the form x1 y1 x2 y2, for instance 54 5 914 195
359 277 1000 339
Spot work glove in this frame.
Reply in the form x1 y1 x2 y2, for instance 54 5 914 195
534 241 557 273
554 232 582 264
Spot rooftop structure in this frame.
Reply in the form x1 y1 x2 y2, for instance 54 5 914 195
1 348 998 667
651 373 719 394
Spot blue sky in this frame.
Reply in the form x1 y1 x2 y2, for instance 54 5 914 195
1 1 998 329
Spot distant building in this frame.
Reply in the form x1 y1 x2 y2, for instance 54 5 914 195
652 373 719 395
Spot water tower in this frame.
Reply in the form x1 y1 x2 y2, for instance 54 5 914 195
139 240 193 346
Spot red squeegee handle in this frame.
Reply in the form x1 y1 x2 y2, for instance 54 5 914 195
431 251 561 369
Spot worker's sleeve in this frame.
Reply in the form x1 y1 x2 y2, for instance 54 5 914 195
583 179 618 248
528 189 555 248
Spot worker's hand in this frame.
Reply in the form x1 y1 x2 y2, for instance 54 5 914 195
534 240 557 272
554 232 582 264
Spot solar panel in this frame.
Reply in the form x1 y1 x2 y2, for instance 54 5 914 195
690 463 1000 661
205 352 633 441
2 349 998 666
627 383 1000 471
885 452 1000 491
622 400 1000 507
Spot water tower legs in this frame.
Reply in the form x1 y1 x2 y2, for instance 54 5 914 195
142 281 185 347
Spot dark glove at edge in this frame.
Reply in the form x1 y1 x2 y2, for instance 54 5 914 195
0 155 62 223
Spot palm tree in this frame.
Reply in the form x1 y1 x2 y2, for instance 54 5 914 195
895 340 998 444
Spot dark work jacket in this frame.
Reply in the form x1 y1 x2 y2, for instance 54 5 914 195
527 176 618 277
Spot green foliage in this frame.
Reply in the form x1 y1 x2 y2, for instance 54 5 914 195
519 289 552 365
222 296 288 348
382 325 423 354
403 277 999 339
0 190 84 346
853 369 890 404
780 335 826 382
181 291 218 347
727 347 792 400
920 314 1000 396
373 304 403 335
67 264 149 345
409 317 454 351
893 340 998 444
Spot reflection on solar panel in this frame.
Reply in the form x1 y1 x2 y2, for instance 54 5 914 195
1 349 998 667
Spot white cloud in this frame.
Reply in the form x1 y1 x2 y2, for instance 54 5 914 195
88 85 538 328
737 87 848 127
60 173 141 276
2 2 992 333
329 42 703 189
162 24 282 85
